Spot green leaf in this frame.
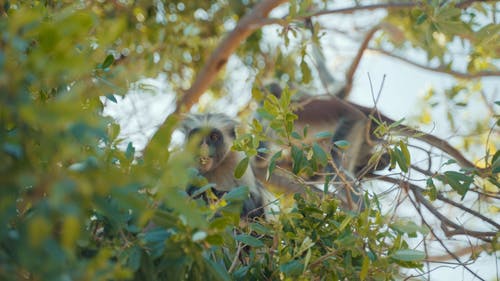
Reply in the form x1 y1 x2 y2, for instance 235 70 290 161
291 145 307 175
105 94 117 103
389 148 397 170
234 156 249 179
491 155 500 174
235 234 264 247
209 216 234 230
280 260 304 277
204 256 232 281
205 234 224 245
391 249 425 262
334 140 350 150
3 143 23 159
100 54 114 69
416 13 428 25
443 159 457 166
339 215 353 232
390 220 429 236
388 118 406 129
312 143 328 166
300 59 311 83
399 140 411 166
267 150 282 180
126 246 142 271
141 228 172 258
107 123 121 141
303 125 308 138
492 150 500 164
291 131 302 140
250 222 272 235
360 255 369 281
394 147 409 172
426 178 437 201
222 186 249 202
189 183 215 198
439 171 473 198
125 142 135 160
315 131 333 139
68 156 99 172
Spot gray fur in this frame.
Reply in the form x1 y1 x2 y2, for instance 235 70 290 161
182 113 278 220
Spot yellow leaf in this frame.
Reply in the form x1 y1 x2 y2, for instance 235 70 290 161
488 205 500 213
419 108 432 124
28 216 51 247
360 255 370 280
61 215 80 251
483 179 499 193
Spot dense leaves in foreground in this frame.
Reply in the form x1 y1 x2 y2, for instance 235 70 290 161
1 1 498 280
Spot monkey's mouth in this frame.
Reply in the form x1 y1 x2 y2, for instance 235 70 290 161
198 156 214 173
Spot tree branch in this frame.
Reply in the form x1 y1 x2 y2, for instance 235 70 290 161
340 26 381 99
176 0 288 113
369 48 500 79
352 103 489 175
436 193 500 230
407 193 486 281
302 3 418 19
426 243 493 262
377 175 497 242
303 0 495 19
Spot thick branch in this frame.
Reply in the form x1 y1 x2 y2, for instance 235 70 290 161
176 0 288 112
303 0 494 19
369 48 500 79
340 26 381 99
302 3 418 18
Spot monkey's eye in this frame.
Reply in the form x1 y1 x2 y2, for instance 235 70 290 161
209 131 221 142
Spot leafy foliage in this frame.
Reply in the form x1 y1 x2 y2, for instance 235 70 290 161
1 1 498 280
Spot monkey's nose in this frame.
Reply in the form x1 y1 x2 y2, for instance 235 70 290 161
200 143 209 157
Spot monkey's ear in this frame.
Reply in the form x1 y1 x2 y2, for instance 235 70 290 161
267 82 283 98
261 82 282 99
229 124 237 139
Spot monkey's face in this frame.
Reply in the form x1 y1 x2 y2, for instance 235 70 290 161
187 127 228 173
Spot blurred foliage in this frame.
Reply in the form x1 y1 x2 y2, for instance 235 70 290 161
0 0 498 280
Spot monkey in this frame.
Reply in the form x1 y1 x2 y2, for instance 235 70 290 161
253 86 381 210
253 82 486 209
180 113 279 221
255 82 387 175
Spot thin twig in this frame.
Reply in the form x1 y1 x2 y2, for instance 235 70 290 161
376 175 497 242
228 242 244 273
436 193 500 229
426 243 493 262
407 194 486 281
